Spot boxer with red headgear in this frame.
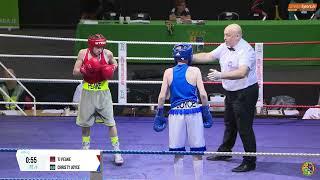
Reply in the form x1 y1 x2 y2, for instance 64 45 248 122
72 33 123 166
87 34 106 57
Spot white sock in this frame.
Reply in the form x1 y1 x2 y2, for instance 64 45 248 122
112 143 120 151
111 136 120 151
174 158 183 180
193 159 203 180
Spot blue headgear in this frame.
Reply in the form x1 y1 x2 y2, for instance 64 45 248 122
173 44 193 65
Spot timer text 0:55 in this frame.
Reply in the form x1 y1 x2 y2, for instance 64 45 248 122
26 157 37 163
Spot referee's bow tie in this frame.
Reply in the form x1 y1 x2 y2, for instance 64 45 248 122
228 47 235 51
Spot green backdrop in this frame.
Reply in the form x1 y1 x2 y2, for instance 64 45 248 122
0 0 19 29
75 20 320 66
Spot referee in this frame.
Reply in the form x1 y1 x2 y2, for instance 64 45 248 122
193 23 258 172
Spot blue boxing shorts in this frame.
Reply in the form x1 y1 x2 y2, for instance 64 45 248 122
168 101 206 152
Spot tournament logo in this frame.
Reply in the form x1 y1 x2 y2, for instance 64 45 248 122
188 30 206 52
301 161 316 176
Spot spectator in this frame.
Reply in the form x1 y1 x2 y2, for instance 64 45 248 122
249 0 268 20
100 0 120 20
313 8 320 19
169 0 192 23
80 0 102 20
302 92 320 119
80 0 120 20
0 68 32 110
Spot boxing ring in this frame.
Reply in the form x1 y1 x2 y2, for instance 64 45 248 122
0 34 319 179
0 116 319 179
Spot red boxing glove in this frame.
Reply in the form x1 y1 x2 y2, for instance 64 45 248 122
81 57 103 84
85 57 102 73
80 65 94 77
81 66 99 84
101 64 116 80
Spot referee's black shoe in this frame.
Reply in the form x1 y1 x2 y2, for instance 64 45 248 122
232 162 256 172
206 155 232 161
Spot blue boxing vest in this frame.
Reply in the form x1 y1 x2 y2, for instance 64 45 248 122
170 64 198 108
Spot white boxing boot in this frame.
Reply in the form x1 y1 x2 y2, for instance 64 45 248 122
114 154 124 166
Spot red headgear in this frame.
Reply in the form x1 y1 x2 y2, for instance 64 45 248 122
87 34 106 53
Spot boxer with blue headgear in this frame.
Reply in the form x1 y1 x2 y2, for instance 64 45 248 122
173 43 193 65
154 42 212 179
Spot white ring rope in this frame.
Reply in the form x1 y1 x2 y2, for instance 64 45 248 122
0 54 173 61
123 57 172 60
0 34 86 42
0 101 170 107
1 148 319 157
111 150 320 158
204 152 320 157
0 78 82 83
0 78 162 84
0 34 204 45
0 54 77 59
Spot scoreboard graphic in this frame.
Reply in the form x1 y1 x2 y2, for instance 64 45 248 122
16 149 101 171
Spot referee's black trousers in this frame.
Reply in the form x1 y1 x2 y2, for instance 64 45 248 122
218 83 259 163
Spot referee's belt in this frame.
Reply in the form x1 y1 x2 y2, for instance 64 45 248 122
83 80 109 91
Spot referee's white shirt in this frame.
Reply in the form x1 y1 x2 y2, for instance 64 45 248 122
209 38 257 91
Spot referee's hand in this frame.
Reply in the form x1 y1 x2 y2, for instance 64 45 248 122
207 69 222 81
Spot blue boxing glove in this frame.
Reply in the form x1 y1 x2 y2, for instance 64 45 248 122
153 107 167 132
200 105 213 128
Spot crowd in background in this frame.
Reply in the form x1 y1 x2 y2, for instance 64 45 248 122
80 0 320 21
